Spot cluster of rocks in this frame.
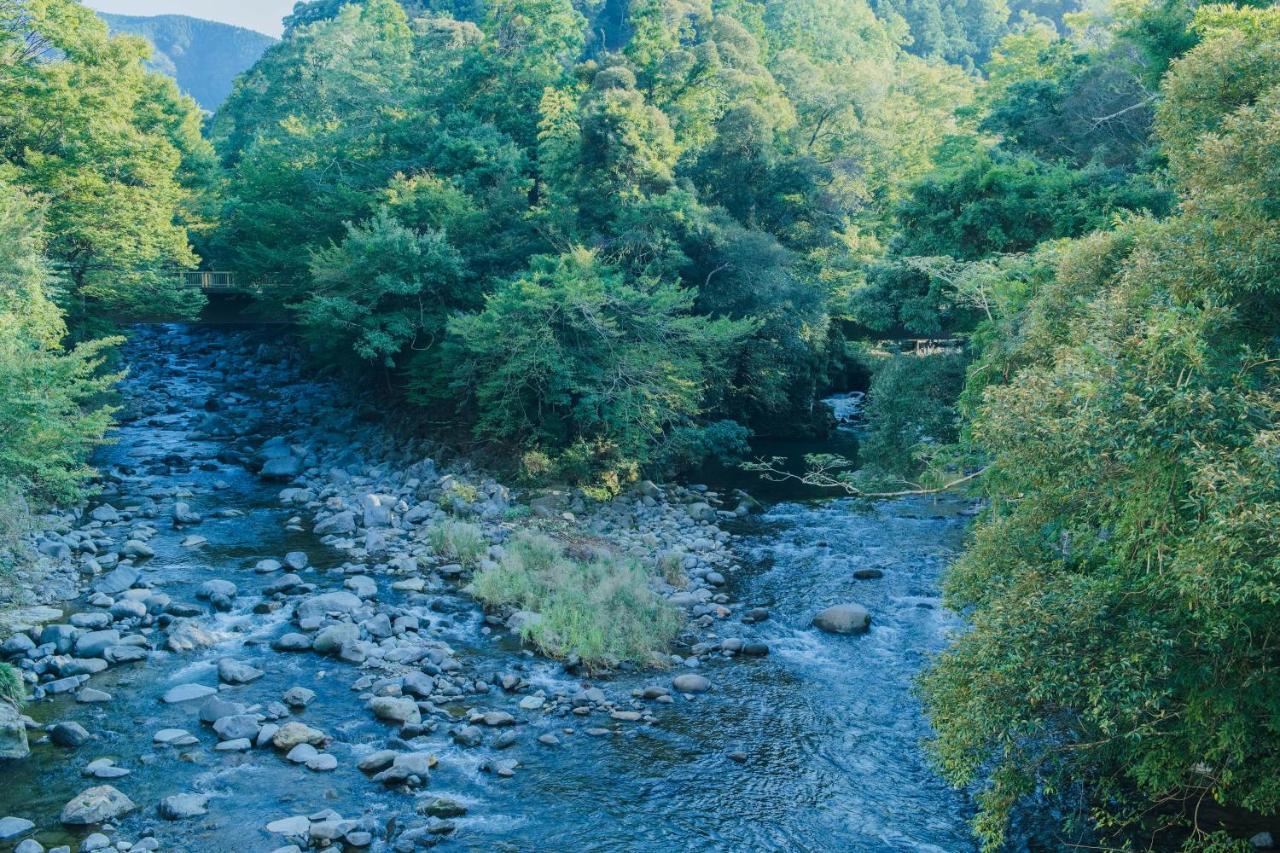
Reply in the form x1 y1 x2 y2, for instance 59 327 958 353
0 324 840 852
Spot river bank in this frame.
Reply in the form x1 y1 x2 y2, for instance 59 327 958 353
0 324 977 852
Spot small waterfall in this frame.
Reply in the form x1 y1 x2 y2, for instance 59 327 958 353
821 391 866 428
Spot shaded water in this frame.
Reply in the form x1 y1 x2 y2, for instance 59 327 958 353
0 327 976 851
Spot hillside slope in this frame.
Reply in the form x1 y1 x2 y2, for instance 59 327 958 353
98 12 276 111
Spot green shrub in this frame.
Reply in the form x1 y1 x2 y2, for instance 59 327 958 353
434 249 755 490
0 662 23 707
470 533 680 669
860 352 969 478
426 520 486 568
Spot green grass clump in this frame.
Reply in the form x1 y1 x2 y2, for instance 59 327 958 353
470 533 681 669
0 662 23 707
427 520 486 568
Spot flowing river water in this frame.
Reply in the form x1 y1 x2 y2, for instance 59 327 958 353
0 325 978 852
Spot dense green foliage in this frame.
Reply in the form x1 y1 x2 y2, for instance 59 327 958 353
209 0 974 491
0 184 119 561
1 0 214 331
67 0 1272 846
98 13 277 111
907 5 1280 849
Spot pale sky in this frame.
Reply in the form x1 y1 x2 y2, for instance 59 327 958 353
85 0 296 37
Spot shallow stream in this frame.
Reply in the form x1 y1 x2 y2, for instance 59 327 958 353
0 326 976 852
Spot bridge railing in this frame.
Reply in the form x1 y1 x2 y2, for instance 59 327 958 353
180 271 238 290
866 338 965 357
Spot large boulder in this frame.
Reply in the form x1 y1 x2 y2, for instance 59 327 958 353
271 722 327 750
60 785 136 825
94 566 139 595
672 673 711 694
73 630 120 658
313 510 356 536
259 456 302 481
217 658 264 685
311 623 358 655
0 701 29 759
812 603 871 635
370 696 420 726
296 591 362 622
158 793 209 820
371 752 433 787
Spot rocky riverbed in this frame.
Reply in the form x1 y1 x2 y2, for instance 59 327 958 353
0 324 978 852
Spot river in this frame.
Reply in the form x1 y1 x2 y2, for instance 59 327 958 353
0 325 977 852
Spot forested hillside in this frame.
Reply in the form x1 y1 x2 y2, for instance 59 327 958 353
2 0 1279 849
98 12 276 110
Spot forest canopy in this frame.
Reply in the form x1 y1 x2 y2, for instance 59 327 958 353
3 0 1279 848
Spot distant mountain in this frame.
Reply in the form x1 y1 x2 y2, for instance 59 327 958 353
98 13 276 112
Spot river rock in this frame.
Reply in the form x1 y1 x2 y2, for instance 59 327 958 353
282 686 315 709
284 551 309 571
296 591 362 621
158 793 209 820
50 721 92 748
0 816 34 841
812 603 871 635
451 725 483 747
103 645 148 664
260 455 302 481
70 612 110 630
272 722 326 750
171 503 202 526
313 510 355 535
74 630 119 658
162 683 216 704
417 797 467 818
0 703 29 759
119 540 154 560
357 750 396 773
2 633 35 658
312 623 358 655
166 620 217 652
60 785 136 825
83 758 130 779
89 505 120 523
265 815 310 836
217 658 264 685
76 688 112 703
272 633 311 652
372 752 433 786
370 696 421 726
153 728 196 745
198 580 237 600
672 673 711 694
213 714 261 741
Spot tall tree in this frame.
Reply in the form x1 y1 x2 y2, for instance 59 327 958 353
0 0 214 327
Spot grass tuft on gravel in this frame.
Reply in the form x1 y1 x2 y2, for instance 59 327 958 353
0 661 23 707
426 520 486 568
470 533 680 669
